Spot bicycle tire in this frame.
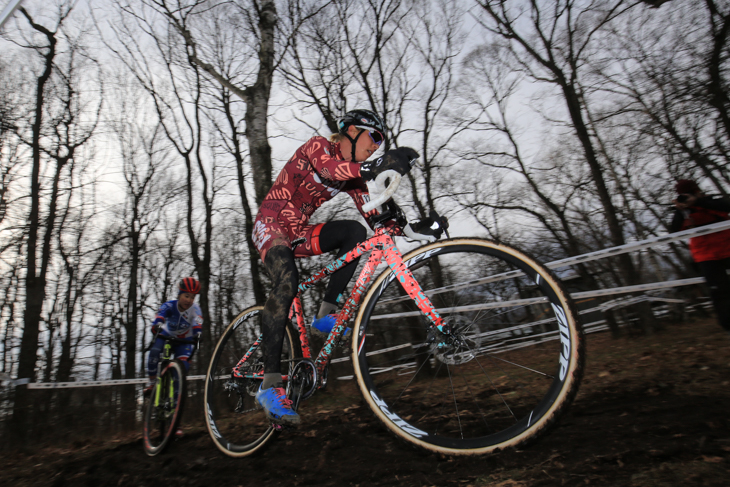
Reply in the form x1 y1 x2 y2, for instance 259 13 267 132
352 237 585 455
204 305 299 458
143 359 186 456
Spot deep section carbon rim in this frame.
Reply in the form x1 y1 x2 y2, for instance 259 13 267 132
143 360 185 456
352 238 584 455
205 305 297 457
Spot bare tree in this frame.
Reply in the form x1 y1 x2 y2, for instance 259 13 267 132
138 0 329 305
598 0 729 195
105 1 240 360
279 0 419 146
150 0 279 203
0 58 25 376
10 2 101 442
99 74 177 421
455 42 601 272
0 57 23 228
473 0 645 286
205 80 268 303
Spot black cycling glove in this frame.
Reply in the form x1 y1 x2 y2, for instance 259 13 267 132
403 210 449 243
360 147 419 182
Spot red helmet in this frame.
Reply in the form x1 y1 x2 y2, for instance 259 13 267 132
178 277 201 295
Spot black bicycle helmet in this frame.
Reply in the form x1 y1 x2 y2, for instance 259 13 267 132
338 109 386 135
337 109 386 161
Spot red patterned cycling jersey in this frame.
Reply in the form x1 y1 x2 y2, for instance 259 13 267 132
253 136 379 261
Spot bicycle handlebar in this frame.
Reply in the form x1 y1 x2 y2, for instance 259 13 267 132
362 169 402 213
145 330 199 352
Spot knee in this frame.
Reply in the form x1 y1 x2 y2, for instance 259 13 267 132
265 246 299 300
279 267 299 300
147 348 161 371
149 342 163 359
352 221 367 242
148 354 158 368
342 221 367 247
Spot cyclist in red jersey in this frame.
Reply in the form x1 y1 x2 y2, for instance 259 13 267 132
252 109 433 425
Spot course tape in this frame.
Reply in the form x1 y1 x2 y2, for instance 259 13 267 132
14 220 729 390
25 375 207 389
545 219 730 270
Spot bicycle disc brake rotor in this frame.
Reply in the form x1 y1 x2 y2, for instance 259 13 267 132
430 319 481 365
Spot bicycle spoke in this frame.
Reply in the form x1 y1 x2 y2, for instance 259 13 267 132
205 305 299 458
353 238 584 455
143 360 185 456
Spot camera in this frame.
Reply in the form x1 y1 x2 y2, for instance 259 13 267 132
677 194 690 203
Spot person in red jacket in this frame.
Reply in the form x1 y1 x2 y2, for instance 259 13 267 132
670 179 730 332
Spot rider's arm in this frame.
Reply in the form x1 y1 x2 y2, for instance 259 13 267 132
151 301 172 331
305 136 364 181
344 179 378 221
343 179 403 236
343 181 403 235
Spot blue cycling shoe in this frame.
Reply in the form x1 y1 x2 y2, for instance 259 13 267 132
256 383 301 425
311 314 351 336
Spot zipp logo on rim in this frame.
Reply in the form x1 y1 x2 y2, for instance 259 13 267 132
380 248 441 293
233 310 258 331
207 407 222 439
370 390 428 438
551 303 571 381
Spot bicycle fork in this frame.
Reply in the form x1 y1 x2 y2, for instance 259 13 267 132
381 241 449 334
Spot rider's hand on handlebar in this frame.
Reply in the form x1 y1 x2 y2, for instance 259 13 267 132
151 323 161 335
360 147 419 182
403 210 449 243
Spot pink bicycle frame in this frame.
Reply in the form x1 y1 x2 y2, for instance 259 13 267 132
234 226 448 381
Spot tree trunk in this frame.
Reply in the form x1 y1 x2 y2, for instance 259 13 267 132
221 90 266 304
244 0 276 206
120 217 140 428
12 10 57 446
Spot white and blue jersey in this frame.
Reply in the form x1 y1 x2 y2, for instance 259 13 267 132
147 300 203 377
152 300 203 339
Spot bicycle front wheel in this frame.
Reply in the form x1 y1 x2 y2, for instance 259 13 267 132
143 360 186 456
205 305 299 458
352 237 584 455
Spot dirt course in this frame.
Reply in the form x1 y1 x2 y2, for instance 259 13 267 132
2 318 730 487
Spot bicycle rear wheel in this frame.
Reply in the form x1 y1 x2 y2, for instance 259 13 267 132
205 305 299 458
143 360 186 456
352 237 584 455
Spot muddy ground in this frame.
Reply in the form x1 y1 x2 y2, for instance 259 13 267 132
2 317 729 487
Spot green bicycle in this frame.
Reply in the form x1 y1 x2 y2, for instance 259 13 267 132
142 334 197 456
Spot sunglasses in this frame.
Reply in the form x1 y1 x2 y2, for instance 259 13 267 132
366 129 384 146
